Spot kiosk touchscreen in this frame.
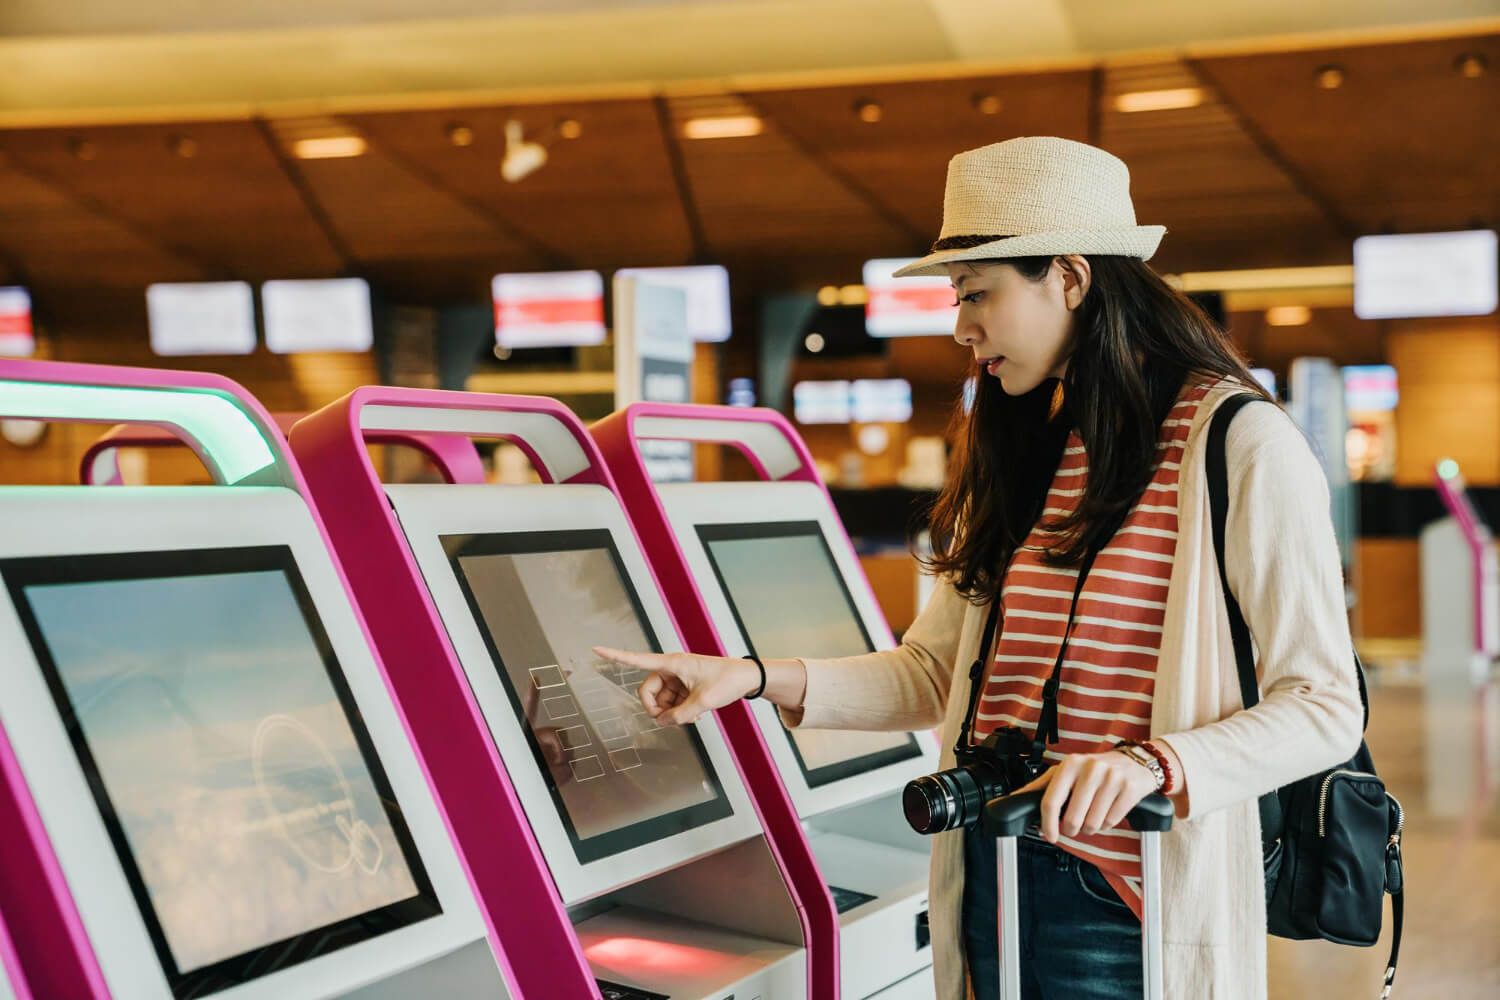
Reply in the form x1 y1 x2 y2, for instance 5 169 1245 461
657 481 940 1000
386 482 807 1000
0 488 501 999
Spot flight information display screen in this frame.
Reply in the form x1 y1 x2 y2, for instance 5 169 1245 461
443 529 732 864
1 546 440 998
697 521 922 787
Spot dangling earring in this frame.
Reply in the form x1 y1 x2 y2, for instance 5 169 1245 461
1048 380 1066 420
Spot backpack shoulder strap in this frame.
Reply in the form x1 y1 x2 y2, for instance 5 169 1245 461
1206 393 1288 844
1206 393 1263 713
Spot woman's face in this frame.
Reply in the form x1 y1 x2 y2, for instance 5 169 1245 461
947 257 1089 396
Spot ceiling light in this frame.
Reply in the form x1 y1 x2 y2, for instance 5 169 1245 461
68 138 98 161
816 286 840 307
168 135 198 158
557 118 583 140
1113 87 1204 113
837 284 868 306
1173 265 1354 292
1265 305 1312 326
500 119 548 183
446 123 475 147
973 93 1003 115
292 135 367 160
854 99 883 124
1455 53 1488 78
804 332 826 353
682 115 764 140
1315 65 1346 90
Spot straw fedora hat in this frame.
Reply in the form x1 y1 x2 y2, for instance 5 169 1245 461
893 136 1165 278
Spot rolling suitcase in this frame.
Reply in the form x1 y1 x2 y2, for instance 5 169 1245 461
983 789 1176 1000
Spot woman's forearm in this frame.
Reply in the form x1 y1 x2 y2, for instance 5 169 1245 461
757 657 807 710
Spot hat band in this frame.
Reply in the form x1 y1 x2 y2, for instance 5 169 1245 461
931 234 1016 252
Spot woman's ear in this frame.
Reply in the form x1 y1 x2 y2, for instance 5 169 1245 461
1057 255 1092 311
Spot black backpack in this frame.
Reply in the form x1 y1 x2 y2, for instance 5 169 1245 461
1207 394 1406 998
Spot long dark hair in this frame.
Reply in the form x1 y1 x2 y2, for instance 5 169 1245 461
921 254 1272 602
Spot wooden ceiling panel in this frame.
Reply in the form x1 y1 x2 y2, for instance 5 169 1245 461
0 164 202 294
290 140 540 271
1191 34 1500 234
1101 59 1349 268
349 98 695 270
0 121 344 281
668 94 910 263
747 70 1096 240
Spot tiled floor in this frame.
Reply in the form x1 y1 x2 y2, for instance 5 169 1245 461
1268 680 1500 999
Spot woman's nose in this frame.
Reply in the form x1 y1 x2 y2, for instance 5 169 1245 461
954 320 981 348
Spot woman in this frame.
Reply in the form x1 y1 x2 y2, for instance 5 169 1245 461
596 136 1363 999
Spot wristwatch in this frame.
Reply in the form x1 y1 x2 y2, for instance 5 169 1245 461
1116 742 1166 791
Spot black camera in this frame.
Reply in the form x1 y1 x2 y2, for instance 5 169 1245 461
902 726 1048 834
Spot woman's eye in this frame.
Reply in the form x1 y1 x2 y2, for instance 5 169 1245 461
953 291 984 306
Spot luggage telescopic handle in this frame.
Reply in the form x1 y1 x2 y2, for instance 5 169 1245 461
983 790 1175 838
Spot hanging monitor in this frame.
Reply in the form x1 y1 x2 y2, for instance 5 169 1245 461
0 288 34 358
863 258 958 337
1353 230 1498 320
262 278 374 354
147 282 257 357
492 271 607 350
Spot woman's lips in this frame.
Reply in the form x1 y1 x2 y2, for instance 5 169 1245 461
985 357 1005 377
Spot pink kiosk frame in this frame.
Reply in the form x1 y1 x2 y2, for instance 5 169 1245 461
288 386 834 1000
592 401 894 1000
80 418 486 487
0 359 519 997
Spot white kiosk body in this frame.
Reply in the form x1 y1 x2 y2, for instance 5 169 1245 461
657 480 942 999
388 482 808 1000
0 488 503 999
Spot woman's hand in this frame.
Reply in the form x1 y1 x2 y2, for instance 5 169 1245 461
1013 749 1160 844
593 646 758 727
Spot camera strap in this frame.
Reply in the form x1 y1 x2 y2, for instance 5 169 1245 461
954 597 1004 754
1034 538 1110 746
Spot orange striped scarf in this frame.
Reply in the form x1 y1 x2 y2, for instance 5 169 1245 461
974 379 1212 918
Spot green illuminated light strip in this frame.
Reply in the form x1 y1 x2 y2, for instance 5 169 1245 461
0 379 278 485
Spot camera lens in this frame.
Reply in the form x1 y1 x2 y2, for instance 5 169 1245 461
902 775 951 834
903 760 1008 834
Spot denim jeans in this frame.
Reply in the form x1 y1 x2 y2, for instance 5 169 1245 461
963 823 1143 1000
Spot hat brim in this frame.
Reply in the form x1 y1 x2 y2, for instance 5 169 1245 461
891 225 1167 278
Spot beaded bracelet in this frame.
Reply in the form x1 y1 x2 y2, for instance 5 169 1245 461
1140 739 1178 795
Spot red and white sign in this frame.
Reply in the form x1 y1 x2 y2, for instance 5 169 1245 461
863 258 958 338
492 270 607 349
0 287 35 357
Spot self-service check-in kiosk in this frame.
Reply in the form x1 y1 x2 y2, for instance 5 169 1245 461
1422 458 1500 817
0 361 509 999
593 404 941 1000
290 387 826 1000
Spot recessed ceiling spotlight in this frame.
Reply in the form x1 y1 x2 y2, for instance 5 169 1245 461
168 135 198 159
1315 65 1346 89
1265 305 1312 327
68 137 98 161
446 123 475 147
854 99 883 124
1455 53 1488 78
804 332 826 353
973 93 1003 115
556 118 583 140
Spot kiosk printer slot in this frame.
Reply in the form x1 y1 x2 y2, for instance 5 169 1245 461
291 388 821 1000
593 403 941 1000
0 361 509 999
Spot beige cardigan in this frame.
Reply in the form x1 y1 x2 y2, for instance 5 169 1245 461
781 382 1365 998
